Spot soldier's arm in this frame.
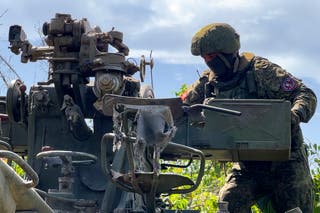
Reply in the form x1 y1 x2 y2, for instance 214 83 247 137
290 84 317 123
182 70 210 105
253 57 317 123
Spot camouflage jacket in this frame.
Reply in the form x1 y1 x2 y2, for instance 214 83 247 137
184 52 317 150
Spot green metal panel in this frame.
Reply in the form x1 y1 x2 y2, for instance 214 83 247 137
174 99 291 161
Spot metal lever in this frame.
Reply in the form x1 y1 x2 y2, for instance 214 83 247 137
185 104 241 116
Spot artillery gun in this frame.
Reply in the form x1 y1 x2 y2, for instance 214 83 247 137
0 13 292 212
0 13 207 212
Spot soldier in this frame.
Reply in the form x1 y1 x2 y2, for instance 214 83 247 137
183 23 317 212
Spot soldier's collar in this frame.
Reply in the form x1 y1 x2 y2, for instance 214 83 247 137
238 52 255 72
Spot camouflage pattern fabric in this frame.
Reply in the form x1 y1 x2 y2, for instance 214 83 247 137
183 52 317 212
219 145 313 213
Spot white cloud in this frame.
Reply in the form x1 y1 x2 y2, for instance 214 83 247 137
149 1 197 27
129 48 202 64
268 53 320 82
134 0 263 33
1 0 320 84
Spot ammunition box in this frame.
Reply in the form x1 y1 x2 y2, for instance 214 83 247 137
174 99 291 161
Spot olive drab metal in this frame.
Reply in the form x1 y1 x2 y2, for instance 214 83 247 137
0 13 293 212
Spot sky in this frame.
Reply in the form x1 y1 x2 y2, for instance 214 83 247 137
0 0 319 143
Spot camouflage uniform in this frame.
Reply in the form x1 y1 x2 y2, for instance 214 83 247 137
184 52 317 212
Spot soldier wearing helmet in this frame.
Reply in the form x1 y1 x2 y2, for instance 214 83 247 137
184 23 317 212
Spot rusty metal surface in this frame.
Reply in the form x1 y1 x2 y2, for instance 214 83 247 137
102 94 184 120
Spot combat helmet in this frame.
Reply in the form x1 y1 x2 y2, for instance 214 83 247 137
191 23 240 56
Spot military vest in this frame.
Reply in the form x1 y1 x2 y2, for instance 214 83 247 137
205 52 257 100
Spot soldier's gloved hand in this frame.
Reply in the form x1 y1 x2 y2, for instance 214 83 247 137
183 106 205 128
291 110 301 126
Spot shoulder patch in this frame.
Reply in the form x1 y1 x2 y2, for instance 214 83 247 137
281 77 298 92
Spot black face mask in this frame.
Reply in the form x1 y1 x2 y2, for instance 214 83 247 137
205 54 235 82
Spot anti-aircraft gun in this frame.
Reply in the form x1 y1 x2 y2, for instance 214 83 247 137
0 13 292 212
0 13 162 212
0 13 211 213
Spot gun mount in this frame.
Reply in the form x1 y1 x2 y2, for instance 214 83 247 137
100 103 206 212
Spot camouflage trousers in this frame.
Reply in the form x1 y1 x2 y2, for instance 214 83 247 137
218 147 314 213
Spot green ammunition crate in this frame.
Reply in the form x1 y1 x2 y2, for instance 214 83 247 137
174 99 291 161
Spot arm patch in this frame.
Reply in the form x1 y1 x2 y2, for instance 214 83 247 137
281 77 299 92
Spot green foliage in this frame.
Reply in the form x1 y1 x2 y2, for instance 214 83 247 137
174 83 188 97
307 142 320 209
11 161 26 177
161 160 231 212
251 205 262 213
162 159 269 212
162 142 320 212
1 156 26 178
